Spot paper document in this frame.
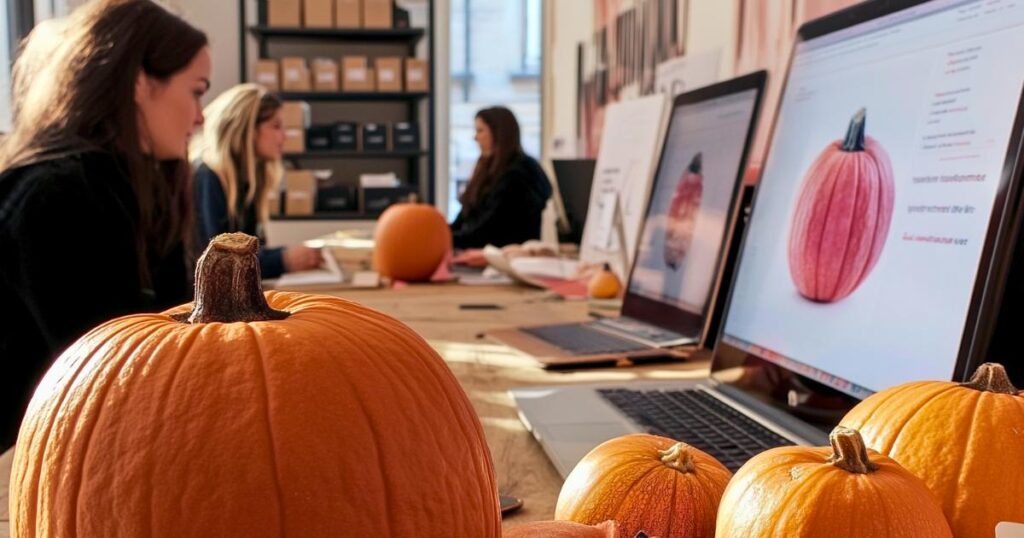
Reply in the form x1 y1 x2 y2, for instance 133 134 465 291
274 250 344 288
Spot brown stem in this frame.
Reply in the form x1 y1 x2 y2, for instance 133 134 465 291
960 363 1018 394
841 108 867 152
659 442 696 473
827 427 878 474
173 233 290 324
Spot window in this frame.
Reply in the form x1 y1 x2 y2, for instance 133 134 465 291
447 0 543 220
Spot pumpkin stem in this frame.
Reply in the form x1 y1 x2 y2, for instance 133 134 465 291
688 152 703 174
659 442 696 473
841 108 867 152
827 426 878 474
961 363 1018 394
174 233 290 324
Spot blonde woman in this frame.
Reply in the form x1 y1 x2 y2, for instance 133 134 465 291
192 84 321 277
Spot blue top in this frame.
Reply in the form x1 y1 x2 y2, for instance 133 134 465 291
193 164 285 278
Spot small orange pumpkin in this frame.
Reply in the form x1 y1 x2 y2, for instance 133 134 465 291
504 520 620 538
555 434 730 538
11 233 500 537
587 263 622 299
715 427 952 537
841 363 1024 537
373 202 452 281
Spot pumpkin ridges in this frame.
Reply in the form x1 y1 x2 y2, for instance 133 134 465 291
557 441 657 520
816 152 862 299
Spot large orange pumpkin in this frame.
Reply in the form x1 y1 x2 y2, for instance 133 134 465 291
841 363 1024 537
555 434 730 538
504 520 621 538
788 108 894 303
11 233 500 537
715 427 952 537
373 202 452 281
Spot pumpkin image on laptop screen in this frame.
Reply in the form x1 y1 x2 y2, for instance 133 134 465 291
788 108 895 303
664 152 704 270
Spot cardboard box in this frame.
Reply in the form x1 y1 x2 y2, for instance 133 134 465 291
267 187 282 216
283 127 306 153
361 123 388 151
405 58 429 92
285 171 317 216
361 185 416 215
281 101 311 128
392 122 419 150
255 59 280 92
375 57 403 92
306 125 333 150
342 56 375 92
336 0 361 27
303 0 333 28
312 58 339 92
363 0 392 28
268 0 301 27
333 122 359 150
281 57 311 92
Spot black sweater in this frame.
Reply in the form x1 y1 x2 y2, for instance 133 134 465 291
193 164 285 278
0 151 191 449
451 154 552 249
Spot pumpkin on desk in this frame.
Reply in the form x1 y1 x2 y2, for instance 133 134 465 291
715 426 952 537
10 233 500 538
555 434 730 538
373 202 452 282
841 362 1024 537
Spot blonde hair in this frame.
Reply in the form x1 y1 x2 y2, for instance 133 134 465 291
191 83 284 225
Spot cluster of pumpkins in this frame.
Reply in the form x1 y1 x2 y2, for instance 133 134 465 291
9 232 1022 537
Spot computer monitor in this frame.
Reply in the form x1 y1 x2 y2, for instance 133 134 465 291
552 159 596 245
713 0 1024 429
622 71 765 342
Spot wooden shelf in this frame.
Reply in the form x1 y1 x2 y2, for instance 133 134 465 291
285 150 427 159
248 26 426 44
278 91 429 102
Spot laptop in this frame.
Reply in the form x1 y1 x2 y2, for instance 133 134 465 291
512 0 1024 477
490 72 767 368
552 159 597 245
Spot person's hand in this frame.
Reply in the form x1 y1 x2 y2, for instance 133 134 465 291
283 246 322 272
452 249 489 268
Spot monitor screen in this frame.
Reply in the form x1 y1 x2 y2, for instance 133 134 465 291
628 90 760 316
719 0 1024 400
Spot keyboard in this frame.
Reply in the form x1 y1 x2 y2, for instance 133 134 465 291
522 323 650 355
598 388 792 471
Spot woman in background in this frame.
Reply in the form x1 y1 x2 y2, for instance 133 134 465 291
0 0 210 448
451 106 552 262
191 84 320 278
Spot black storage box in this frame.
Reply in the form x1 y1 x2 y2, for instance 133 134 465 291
392 122 419 151
361 185 416 215
306 125 333 151
317 185 357 212
361 123 389 151
333 122 359 151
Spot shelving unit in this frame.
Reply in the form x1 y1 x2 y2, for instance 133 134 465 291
238 0 435 222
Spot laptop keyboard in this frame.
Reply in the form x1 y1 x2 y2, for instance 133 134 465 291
522 323 650 355
598 388 793 471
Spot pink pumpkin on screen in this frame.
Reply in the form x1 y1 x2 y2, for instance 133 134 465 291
664 152 704 270
788 108 894 303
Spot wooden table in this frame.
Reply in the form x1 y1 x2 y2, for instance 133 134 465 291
1 283 710 535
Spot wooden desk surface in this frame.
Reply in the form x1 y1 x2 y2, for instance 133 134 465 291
1 283 710 535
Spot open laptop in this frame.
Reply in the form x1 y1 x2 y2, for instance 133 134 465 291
552 159 597 245
513 0 1024 477
489 72 767 368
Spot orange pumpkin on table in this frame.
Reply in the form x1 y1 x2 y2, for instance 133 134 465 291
587 263 622 299
373 202 452 282
555 434 730 538
715 427 952 537
841 363 1024 537
10 233 500 537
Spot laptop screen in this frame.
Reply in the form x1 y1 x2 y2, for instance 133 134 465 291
627 90 760 318
717 0 1024 405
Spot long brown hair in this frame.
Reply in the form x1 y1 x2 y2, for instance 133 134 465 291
460 106 524 210
0 0 208 280
191 85 284 226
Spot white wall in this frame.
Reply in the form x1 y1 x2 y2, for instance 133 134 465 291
164 0 242 104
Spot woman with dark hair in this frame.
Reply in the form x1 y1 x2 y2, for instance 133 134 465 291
191 84 321 278
0 0 211 448
450 106 552 256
